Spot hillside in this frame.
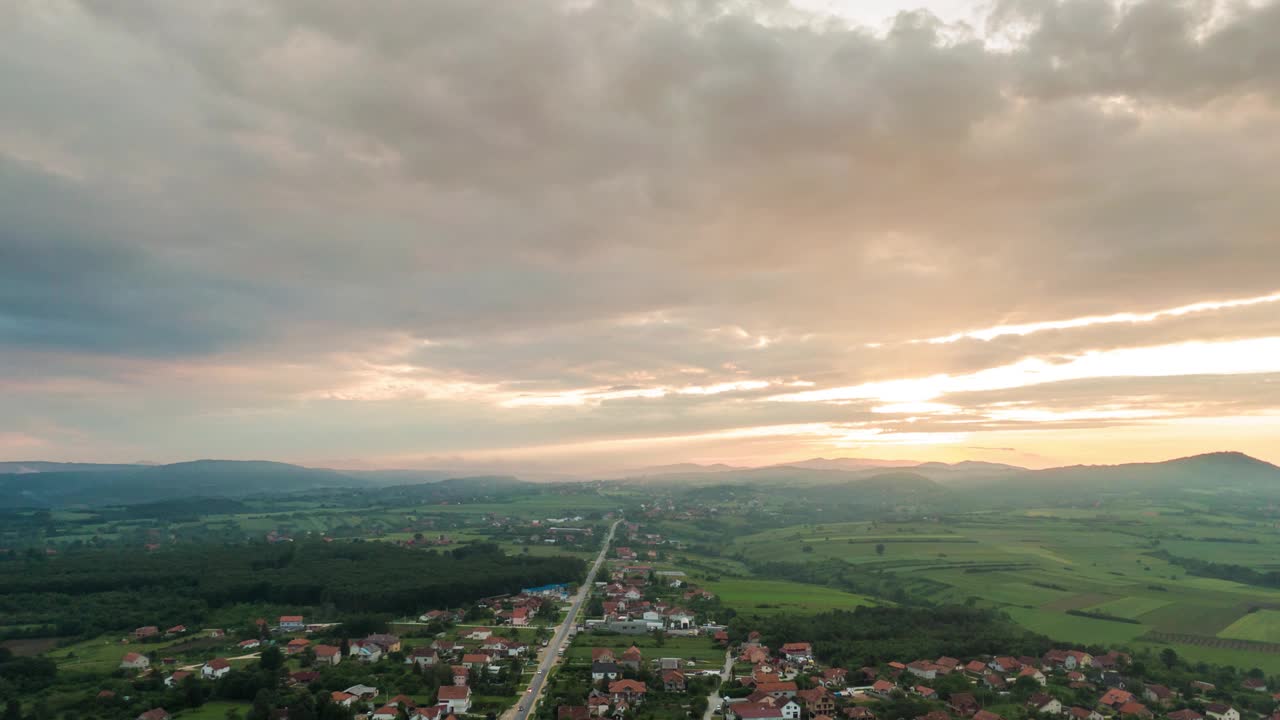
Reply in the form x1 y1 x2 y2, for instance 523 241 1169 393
0 460 366 508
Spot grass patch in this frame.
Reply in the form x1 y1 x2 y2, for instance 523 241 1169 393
1218 609 1280 643
703 577 877 616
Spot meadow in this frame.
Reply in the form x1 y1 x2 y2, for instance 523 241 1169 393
702 577 880 617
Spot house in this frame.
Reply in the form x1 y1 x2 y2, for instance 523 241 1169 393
464 627 493 641
1027 694 1062 715
1242 678 1268 693
983 674 1007 691
386 694 417 708
164 670 193 688
285 638 310 655
870 680 896 699
408 647 439 667
1190 681 1215 694
1168 711 1203 720
913 686 938 701
948 693 980 716
1098 672 1128 690
439 685 472 714
781 642 814 663
350 640 384 663
732 700 801 720
844 708 876 720
821 668 848 688
345 684 379 700
1116 702 1151 718
973 711 1004 720
462 653 490 670
663 669 687 692
1019 667 1047 686
729 703 787 720
1204 705 1238 720
754 681 798 699
592 662 622 681
166 625 186 636
796 688 835 716
135 626 160 640
137 709 171 720
592 648 618 663
965 660 988 676
1066 709 1102 720
330 692 357 707
278 616 304 631
289 671 319 685
561 706 592 720
620 645 644 671
365 634 402 653
120 652 150 671
916 712 950 720
609 679 648 704
990 657 1022 673
202 658 231 680
451 665 470 685
510 607 530 626
1099 689 1135 709
238 639 261 650
372 707 401 720
314 645 341 666
1141 684 1173 705
907 661 939 680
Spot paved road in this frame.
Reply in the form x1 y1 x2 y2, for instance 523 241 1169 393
702 650 734 720
509 519 621 720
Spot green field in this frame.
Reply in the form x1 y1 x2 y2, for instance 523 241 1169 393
703 577 879 616
727 509 1280 671
1218 609 1280 643
1087 596 1172 619
567 634 722 669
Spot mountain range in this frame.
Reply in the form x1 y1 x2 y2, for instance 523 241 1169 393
1 451 1278 509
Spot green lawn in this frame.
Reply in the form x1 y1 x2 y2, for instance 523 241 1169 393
567 635 722 668
1005 607 1150 645
1087 596 1172 619
1218 609 1280 643
703 577 879 616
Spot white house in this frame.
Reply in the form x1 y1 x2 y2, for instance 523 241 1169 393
202 658 231 680
438 685 472 714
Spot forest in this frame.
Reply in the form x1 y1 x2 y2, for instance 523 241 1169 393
0 541 583 637
733 606 1053 669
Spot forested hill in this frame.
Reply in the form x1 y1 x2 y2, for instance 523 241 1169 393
0 460 366 508
0 541 585 637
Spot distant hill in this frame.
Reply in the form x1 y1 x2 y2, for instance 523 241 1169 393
777 457 923 471
0 460 366 508
0 461 141 475
605 462 745 478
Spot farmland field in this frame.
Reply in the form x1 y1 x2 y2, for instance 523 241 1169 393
1218 609 1280 643
726 507 1280 671
703 577 879 616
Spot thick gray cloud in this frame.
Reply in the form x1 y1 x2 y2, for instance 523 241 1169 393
2 0 1279 467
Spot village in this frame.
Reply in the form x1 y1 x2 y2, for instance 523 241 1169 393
108 581 578 720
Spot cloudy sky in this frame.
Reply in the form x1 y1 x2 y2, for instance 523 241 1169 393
3 0 1280 472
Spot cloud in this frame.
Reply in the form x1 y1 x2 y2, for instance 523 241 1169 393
2 0 1280 467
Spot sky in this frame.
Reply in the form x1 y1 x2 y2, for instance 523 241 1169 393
2 0 1280 474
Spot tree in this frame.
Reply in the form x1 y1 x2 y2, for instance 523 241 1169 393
875 544 886 556
1160 648 1179 669
3 700 20 720
259 646 284 671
